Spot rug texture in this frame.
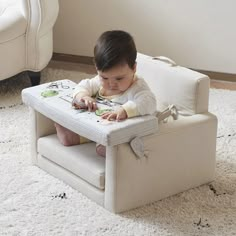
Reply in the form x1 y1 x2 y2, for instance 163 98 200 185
0 69 235 236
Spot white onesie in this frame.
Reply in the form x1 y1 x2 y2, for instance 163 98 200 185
73 74 157 118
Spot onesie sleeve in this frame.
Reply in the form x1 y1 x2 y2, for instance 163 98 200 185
121 78 157 118
72 75 101 99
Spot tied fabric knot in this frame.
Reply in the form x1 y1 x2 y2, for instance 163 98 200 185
130 136 149 159
157 104 179 123
168 104 179 120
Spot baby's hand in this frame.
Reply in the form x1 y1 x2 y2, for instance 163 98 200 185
82 96 97 111
72 98 87 109
101 107 128 121
72 96 97 111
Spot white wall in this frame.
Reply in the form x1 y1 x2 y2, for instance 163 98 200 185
54 0 236 74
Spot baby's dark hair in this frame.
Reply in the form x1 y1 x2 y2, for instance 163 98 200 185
94 30 137 71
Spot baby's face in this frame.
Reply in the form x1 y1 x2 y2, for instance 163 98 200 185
97 63 136 94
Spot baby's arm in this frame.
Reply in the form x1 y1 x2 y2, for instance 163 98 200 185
72 76 101 111
121 79 157 118
122 92 156 117
100 91 155 121
101 79 156 121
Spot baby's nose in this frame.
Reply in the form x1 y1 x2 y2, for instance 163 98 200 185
109 81 117 87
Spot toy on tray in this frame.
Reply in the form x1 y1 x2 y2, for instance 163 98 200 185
41 90 59 97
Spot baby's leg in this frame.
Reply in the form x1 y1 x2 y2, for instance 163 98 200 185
96 144 106 157
55 123 105 156
55 123 81 146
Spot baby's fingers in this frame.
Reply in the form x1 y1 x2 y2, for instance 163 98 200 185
101 112 116 121
107 113 117 121
101 112 111 119
86 101 97 111
92 102 98 111
116 114 125 121
72 99 87 109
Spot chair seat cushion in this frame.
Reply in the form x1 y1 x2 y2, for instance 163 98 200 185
37 134 106 190
0 6 27 43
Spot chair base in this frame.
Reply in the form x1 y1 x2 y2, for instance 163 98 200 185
37 154 104 206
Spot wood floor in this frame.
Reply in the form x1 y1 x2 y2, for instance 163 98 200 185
210 80 236 90
48 60 236 91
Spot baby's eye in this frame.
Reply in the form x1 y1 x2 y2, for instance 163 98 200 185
116 77 123 81
101 77 108 80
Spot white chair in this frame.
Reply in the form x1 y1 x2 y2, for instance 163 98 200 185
22 53 218 213
0 0 59 85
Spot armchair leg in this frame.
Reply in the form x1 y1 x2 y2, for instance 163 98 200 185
28 71 41 86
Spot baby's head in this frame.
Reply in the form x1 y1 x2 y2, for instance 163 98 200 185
94 30 137 93
94 30 137 71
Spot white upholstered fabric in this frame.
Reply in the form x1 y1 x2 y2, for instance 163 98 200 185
104 113 217 212
136 53 210 115
0 5 27 43
23 53 217 213
37 153 105 206
22 80 158 146
0 0 59 81
38 135 105 190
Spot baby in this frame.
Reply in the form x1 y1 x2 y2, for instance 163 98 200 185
55 30 157 157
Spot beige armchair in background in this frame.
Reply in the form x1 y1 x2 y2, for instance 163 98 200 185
0 0 59 85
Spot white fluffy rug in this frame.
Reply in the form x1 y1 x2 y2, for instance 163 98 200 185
0 68 235 236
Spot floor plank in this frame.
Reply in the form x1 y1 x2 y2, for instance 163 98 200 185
210 80 236 90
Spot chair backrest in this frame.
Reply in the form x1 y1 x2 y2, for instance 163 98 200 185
136 53 210 115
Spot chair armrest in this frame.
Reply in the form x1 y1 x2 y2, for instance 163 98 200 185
105 113 217 213
23 0 59 70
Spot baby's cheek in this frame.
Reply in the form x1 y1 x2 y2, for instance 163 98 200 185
120 85 127 92
101 82 108 89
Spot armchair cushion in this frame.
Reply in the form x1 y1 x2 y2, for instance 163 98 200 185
0 5 26 43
